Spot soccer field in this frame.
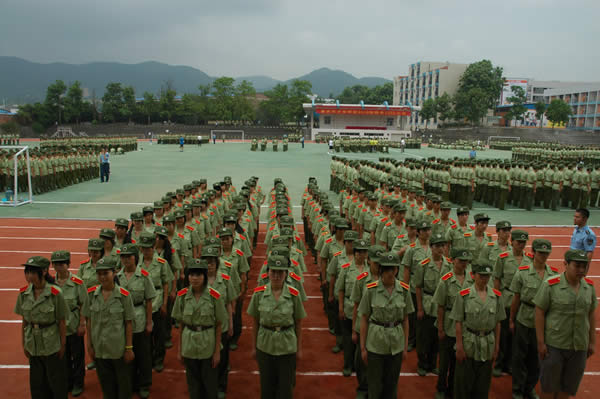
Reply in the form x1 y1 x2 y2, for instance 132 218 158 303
0 141 597 225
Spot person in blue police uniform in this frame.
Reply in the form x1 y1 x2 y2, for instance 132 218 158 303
570 208 597 266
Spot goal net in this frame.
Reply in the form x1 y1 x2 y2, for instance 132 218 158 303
210 130 245 141
0 146 33 207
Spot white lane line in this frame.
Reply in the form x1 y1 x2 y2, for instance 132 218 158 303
0 289 18 292
0 267 79 271
35 201 151 206
0 226 102 231
0 250 88 255
0 237 88 241
0 320 21 323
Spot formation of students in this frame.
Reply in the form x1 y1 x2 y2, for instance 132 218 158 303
302 175 596 399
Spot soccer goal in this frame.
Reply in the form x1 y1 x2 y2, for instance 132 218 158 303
0 145 33 207
210 130 245 141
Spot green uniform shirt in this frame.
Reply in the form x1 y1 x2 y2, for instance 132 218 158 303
358 280 414 355
84 285 135 359
171 286 227 359
138 253 174 313
509 264 557 329
116 267 157 333
533 274 597 351
433 270 474 337
478 241 512 266
335 260 369 319
414 256 452 316
401 241 432 293
493 251 534 308
350 272 375 333
209 273 236 332
450 286 506 361
78 259 100 288
14 284 68 356
247 283 307 356
57 274 87 335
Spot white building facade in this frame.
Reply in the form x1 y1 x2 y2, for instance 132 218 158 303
544 83 600 131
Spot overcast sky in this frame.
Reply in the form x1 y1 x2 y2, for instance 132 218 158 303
1 0 599 81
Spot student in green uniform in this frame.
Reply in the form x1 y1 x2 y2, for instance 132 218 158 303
534 250 597 399
172 258 227 399
15 256 69 399
51 250 86 397
432 248 473 399
247 255 307 399
117 244 156 399
79 239 105 288
509 239 558 399
451 262 505 399
84 256 135 399
359 252 414 399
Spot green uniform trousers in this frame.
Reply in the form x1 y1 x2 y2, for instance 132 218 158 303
367 351 403 399
454 357 492 399
256 349 296 399
341 318 356 371
495 308 512 373
231 296 244 345
436 336 456 395
29 352 68 399
354 333 368 395
512 321 540 396
408 293 417 348
151 311 166 367
416 313 438 371
551 189 561 211
218 332 230 393
132 332 152 391
498 188 508 210
65 334 85 391
184 357 218 399
96 357 133 399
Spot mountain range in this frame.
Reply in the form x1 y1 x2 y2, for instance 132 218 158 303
0 56 390 104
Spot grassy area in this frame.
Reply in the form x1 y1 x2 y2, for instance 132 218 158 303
0 141 597 226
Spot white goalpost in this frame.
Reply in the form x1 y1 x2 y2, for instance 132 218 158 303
0 145 33 207
210 130 245 141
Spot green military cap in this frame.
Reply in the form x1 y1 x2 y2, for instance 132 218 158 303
440 202 452 210
192 180 201 187
173 209 185 218
119 244 138 256
267 255 289 270
166 191 175 198
392 203 407 212
456 206 470 215
450 247 472 260
212 183 222 191
511 229 529 241
425 193 435 201
223 214 237 223
405 218 417 228
368 245 386 263
201 246 220 257
188 258 208 270
199 178 207 184
224 176 232 182
335 218 350 229
138 232 156 248
343 230 359 241
99 228 116 240
417 221 431 230
472 261 493 275
192 199 202 207
280 216 294 226
50 251 70 262
142 206 154 213
432 195 442 203
353 239 370 250
564 249 589 263
276 207 289 216
161 197 170 205
163 215 175 223
496 220 512 229
88 238 104 251
474 213 490 222
217 227 233 238
270 246 290 258
532 239 552 253
416 190 425 197
153 201 163 209
200 196 209 204
183 184 192 191
154 226 169 237
430 232 448 245
115 218 129 228
280 227 294 238
379 252 401 267
271 237 288 246
183 203 193 211
96 256 118 270
176 188 184 195
204 237 221 247
368 193 378 201
382 198 395 207
131 212 144 221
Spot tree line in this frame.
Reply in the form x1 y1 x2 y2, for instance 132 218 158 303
15 78 313 133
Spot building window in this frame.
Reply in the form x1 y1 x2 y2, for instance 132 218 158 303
386 118 394 126
324 116 331 125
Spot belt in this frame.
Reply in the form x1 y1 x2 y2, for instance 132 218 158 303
520 301 535 308
261 325 293 332
423 289 435 296
184 324 213 332
154 286 162 290
29 322 56 330
134 301 145 307
466 327 493 337
371 320 401 328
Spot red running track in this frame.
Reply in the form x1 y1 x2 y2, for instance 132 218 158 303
0 218 598 398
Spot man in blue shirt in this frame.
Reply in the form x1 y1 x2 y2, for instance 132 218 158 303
571 208 596 267
179 136 184 152
99 148 110 183
469 147 476 159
